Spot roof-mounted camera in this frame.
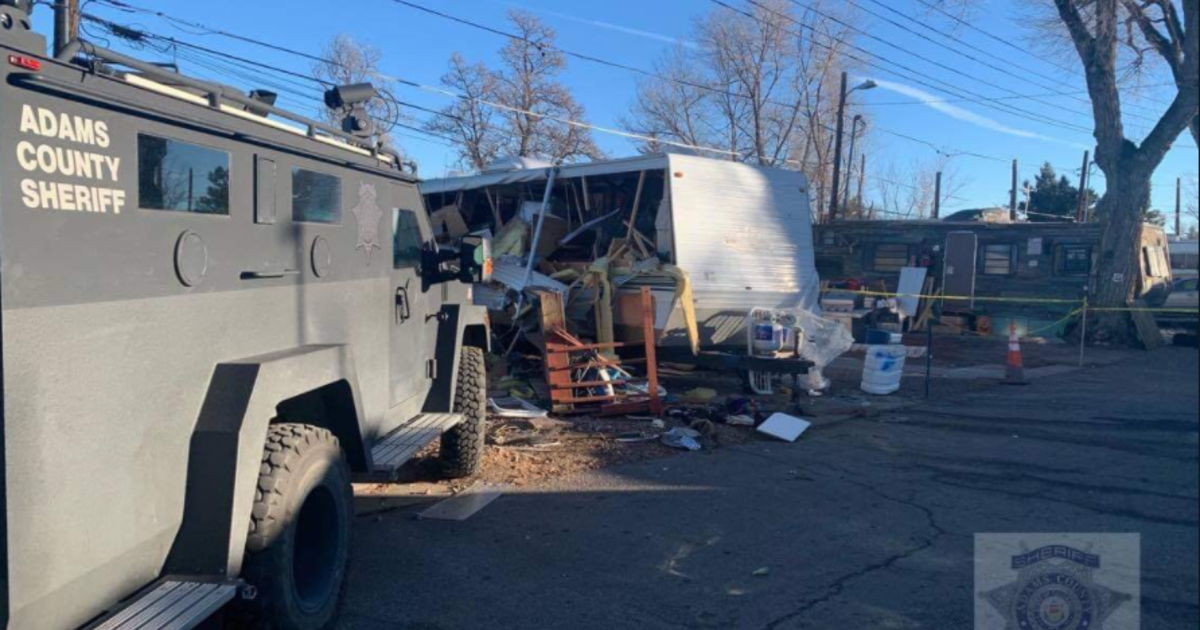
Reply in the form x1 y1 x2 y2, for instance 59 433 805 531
324 83 380 140
0 0 33 16
2 0 47 51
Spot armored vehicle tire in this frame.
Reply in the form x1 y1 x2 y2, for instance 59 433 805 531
237 424 353 630
440 347 488 479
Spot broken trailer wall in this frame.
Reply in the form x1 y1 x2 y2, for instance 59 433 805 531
419 154 820 350
663 155 819 347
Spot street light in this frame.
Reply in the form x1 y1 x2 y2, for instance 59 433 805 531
829 73 877 222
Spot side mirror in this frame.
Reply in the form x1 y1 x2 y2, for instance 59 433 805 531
421 234 493 289
459 234 493 284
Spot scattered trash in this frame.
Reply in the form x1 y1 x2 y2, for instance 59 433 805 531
651 418 666 430
794 310 855 395
680 388 719 404
688 418 717 439
489 397 550 419
418 482 509 522
616 432 659 444
756 413 812 443
661 427 703 451
753 567 772 578
527 416 574 432
727 415 756 427
509 386 538 400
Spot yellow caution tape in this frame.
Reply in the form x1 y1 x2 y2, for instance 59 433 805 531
822 287 1081 306
821 288 1200 314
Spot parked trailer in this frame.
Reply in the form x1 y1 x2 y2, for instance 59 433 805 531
421 153 822 349
2 4 490 629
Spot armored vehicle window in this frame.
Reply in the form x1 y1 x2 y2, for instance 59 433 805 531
138 135 230 214
394 210 423 270
293 168 342 224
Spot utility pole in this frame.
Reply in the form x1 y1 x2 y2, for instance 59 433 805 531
857 153 867 212
53 0 80 57
829 73 877 223
1178 177 1184 236
1076 151 1091 223
845 115 865 215
829 73 849 223
1010 159 1019 222
933 171 943 220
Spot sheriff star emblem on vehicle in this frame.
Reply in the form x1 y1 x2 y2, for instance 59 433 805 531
982 545 1131 630
351 182 384 264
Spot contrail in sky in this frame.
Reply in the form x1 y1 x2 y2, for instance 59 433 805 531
868 78 1090 150
487 0 699 49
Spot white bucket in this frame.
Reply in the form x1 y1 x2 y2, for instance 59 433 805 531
861 346 908 396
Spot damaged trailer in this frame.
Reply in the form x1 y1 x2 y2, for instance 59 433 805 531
421 154 821 351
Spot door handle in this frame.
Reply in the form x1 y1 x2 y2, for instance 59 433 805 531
242 269 301 280
395 286 412 324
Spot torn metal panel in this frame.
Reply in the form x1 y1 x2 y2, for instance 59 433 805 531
492 256 568 294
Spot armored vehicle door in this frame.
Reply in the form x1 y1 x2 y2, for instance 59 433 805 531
389 188 440 408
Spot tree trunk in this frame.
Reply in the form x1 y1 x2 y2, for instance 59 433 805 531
1088 166 1151 345
1192 113 1199 146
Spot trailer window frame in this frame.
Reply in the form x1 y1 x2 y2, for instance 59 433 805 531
869 243 913 273
1057 245 1093 277
981 243 1018 276
136 133 232 216
1144 246 1169 278
292 167 344 225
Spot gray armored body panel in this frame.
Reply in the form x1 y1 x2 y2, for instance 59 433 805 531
1 4 489 629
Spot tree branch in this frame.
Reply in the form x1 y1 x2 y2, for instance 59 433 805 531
1123 0 1182 75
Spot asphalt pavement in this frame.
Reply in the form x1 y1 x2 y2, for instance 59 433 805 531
337 347 1199 630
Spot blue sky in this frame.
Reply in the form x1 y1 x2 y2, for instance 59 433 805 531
38 0 1198 230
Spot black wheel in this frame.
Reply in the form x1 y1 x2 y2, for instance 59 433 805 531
440 347 488 479
237 424 353 630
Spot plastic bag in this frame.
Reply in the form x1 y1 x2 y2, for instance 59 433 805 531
791 309 855 392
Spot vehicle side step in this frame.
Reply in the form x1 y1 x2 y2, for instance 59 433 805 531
85 578 238 630
371 413 464 475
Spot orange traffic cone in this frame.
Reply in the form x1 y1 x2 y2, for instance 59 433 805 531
1003 322 1028 386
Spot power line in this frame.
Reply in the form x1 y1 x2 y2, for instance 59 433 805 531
388 0 1099 136
81 13 755 160
86 0 1090 163
908 0 1174 110
757 0 1093 134
846 0 1168 122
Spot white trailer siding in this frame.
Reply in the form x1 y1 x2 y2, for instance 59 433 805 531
666 154 819 320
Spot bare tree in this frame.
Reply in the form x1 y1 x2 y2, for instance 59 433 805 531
312 34 400 148
431 11 603 166
427 53 503 171
873 157 968 220
493 10 603 163
623 0 861 207
1120 0 1200 144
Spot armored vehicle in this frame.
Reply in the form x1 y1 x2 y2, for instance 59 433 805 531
1 2 490 628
